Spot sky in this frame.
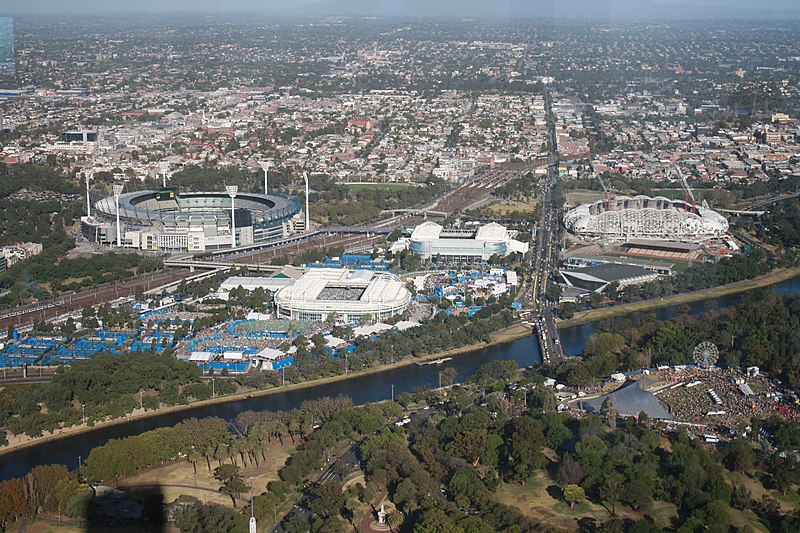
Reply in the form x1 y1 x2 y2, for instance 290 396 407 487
3 0 799 19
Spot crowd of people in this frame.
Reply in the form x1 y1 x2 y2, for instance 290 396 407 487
657 367 798 428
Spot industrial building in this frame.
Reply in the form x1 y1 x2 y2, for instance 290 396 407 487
81 188 304 252
563 195 728 243
396 221 529 262
274 268 411 323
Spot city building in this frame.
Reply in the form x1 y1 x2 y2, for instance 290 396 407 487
81 188 303 252
397 221 529 262
274 268 411 323
563 196 729 243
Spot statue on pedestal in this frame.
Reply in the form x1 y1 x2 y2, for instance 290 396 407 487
377 503 387 525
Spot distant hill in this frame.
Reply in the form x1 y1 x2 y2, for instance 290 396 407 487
278 0 800 20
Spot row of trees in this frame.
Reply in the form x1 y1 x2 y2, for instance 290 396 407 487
0 352 207 439
0 465 92 528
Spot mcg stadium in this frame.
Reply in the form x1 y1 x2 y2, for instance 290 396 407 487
81 188 303 252
563 195 728 243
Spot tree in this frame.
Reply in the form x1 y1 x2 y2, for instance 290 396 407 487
556 453 584 487
213 465 247 508
563 484 585 509
600 472 625 516
600 397 618 430
503 416 546 483
308 482 345 520
440 367 457 387
723 440 753 473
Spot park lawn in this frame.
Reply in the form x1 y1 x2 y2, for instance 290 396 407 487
726 471 800 512
123 440 297 507
727 507 771 533
11 521 159 533
566 190 605 207
486 198 539 216
494 472 678 530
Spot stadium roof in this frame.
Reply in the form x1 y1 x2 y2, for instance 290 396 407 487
220 276 295 292
581 379 672 419
475 222 508 241
564 263 655 283
411 221 443 240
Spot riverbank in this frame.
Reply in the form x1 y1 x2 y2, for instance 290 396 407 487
0 322 533 458
558 266 800 329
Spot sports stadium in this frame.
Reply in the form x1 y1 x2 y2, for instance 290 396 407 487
563 195 728 243
274 268 411 323
81 189 303 252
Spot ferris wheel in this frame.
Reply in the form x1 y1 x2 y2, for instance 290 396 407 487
693 341 719 368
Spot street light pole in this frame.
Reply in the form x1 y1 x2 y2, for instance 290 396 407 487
82 403 86 425
212 378 216 398
84 170 93 218
158 161 170 188
302 172 310 231
259 161 272 195
113 184 124 247
226 185 238 249
249 476 256 533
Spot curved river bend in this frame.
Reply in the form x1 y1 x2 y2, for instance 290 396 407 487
2 275 799 480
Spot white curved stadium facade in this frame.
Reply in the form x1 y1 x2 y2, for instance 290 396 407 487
563 196 728 242
275 268 411 323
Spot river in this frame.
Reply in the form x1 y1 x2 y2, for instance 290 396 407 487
2 275 800 481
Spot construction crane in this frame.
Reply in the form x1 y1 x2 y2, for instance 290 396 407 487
594 170 614 211
675 166 703 212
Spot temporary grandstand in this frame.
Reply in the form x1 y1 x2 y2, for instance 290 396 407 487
274 268 411 323
580 379 672 419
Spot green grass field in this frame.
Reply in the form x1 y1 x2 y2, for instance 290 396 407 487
494 471 678 530
566 189 605 207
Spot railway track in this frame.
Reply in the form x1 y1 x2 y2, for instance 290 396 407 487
0 269 189 331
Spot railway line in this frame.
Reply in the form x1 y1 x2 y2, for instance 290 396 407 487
0 269 189 331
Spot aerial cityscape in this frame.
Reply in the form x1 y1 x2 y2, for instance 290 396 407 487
1 2 800 532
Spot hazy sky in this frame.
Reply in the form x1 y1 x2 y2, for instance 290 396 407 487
3 0 800 19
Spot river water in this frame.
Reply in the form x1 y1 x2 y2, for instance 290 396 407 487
2 275 799 480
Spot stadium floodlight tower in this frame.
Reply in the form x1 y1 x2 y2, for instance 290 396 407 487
226 185 239 248
259 160 272 195
302 172 310 231
112 184 124 247
84 169 94 217
158 161 170 188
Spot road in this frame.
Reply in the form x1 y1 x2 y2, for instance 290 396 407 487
272 448 360 533
527 92 564 363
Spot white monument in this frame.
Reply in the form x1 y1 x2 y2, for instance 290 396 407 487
377 503 386 525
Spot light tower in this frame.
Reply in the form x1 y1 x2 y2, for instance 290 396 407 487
158 161 170 188
112 184 124 247
259 160 272 195
226 185 239 248
84 170 94 217
302 172 310 231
